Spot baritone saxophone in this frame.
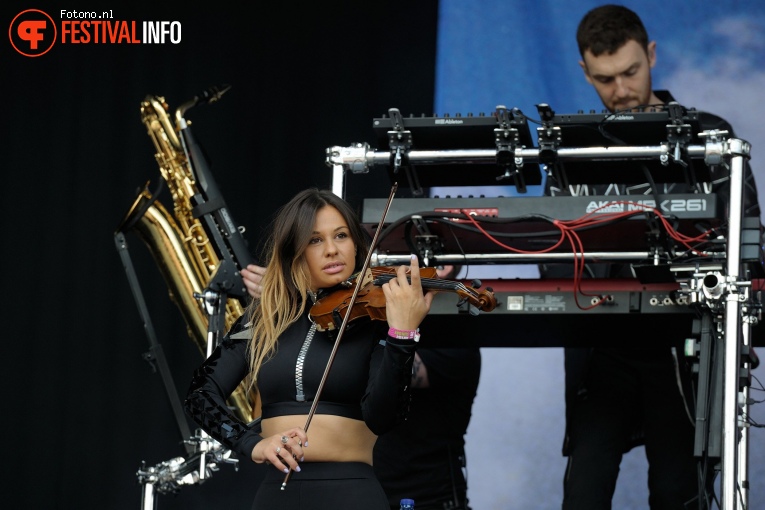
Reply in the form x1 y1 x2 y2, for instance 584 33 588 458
119 92 258 423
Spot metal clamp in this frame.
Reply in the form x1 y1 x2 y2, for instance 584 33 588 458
494 105 523 184
386 107 413 173
665 101 693 166
137 431 238 502
325 142 371 174
535 103 561 166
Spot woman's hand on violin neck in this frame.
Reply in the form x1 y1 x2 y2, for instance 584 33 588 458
252 427 308 473
381 254 434 331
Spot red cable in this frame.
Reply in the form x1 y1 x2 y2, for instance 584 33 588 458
458 200 716 310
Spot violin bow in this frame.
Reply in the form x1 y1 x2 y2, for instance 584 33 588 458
281 183 398 490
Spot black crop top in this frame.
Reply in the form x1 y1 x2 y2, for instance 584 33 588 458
184 311 416 461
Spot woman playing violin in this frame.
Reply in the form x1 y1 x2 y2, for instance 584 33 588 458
185 188 434 509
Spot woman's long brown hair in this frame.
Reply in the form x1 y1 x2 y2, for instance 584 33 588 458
245 189 369 388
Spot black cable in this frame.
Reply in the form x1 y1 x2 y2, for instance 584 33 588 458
381 209 674 246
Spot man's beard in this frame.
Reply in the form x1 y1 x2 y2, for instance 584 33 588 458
607 76 654 112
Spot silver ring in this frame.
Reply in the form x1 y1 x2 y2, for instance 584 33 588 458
281 435 289 444
275 446 281 454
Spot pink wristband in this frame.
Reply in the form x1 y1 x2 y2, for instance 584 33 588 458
388 327 420 342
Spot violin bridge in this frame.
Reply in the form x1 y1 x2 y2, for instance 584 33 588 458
359 268 374 287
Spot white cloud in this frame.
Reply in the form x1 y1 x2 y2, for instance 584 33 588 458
712 17 765 51
662 16 765 207
664 66 765 149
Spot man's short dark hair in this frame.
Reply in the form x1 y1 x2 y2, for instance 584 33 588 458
576 4 649 58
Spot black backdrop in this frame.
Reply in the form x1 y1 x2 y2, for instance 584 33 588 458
1 2 437 508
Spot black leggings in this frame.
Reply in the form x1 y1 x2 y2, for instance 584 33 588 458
562 349 703 509
252 462 389 510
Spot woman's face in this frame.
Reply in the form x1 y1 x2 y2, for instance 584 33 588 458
304 205 357 291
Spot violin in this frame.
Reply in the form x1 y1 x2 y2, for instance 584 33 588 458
309 266 498 332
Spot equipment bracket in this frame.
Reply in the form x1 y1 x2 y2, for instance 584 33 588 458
386 108 422 196
535 103 561 167
494 105 526 191
665 101 693 168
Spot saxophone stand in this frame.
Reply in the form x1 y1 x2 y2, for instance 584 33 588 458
193 272 231 483
140 264 249 510
136 437 237 510
115 233 242 509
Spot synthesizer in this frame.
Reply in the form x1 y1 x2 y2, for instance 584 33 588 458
363 193 725 256
418 278 765 348
548 106 708 184
371 106 541 189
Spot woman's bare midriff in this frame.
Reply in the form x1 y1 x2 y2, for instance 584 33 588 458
262 414 377 464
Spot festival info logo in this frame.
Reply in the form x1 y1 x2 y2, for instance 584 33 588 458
9 9 56 57
9 9 181 57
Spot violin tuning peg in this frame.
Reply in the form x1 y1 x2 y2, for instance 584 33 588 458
469 306 480 317
471 279 482 289
486 286 494 293
456 297 467 307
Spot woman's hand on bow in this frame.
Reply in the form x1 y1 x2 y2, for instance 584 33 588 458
252 427 308 473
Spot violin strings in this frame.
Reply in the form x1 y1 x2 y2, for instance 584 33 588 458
373 274 470 293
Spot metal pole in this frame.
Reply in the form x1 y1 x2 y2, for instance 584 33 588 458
720 138 747 509
738 316 752 509
140 482 157 510
331 163 344 198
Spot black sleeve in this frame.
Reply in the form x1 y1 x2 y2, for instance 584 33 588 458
361 330 417 435
417 347 481 389
184 324 264 461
